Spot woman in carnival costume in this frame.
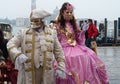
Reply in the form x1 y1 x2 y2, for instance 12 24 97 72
54 2 109 84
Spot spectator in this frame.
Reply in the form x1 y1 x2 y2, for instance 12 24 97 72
85 19 98 54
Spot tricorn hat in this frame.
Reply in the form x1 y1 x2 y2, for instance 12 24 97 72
30 9 51 19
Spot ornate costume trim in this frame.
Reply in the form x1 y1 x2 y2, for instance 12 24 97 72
25 50 32 53
58 27 77 46
25 41 33 44
47 47 52 52
43 51 47 76
46 57 52 61
44 30 52 35
25 68 32 72
46 39 53 43
56 57 65 63
65 28 77 46
31 32 35 84
25 58 31 63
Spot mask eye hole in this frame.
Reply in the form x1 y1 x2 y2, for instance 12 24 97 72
30 19 41 23
32 20 40 23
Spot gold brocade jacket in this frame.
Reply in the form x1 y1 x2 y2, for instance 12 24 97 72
7 26 65 84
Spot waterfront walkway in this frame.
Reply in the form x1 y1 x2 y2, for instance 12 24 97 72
97 46 120 84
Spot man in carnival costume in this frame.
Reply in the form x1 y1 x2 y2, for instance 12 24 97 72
7 9 66 84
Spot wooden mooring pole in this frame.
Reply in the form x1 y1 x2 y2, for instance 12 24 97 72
113 20 117 46
104 18 107 43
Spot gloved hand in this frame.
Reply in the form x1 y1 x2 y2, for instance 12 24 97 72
15 54 28 70
56 69 66 79
82 24 89 31
17 54 28 64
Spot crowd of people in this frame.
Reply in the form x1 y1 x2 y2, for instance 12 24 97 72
0 2 109 84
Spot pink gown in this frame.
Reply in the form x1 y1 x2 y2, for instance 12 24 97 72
55 22 109 84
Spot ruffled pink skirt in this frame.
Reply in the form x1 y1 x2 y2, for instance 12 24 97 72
55 45 109 84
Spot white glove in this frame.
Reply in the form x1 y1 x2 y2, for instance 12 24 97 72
15 58 23 70
15 54 28 70
82 24 89 31
56 69 66 79
17 54 28 64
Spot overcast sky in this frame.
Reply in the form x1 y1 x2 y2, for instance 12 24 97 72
0 0 120 20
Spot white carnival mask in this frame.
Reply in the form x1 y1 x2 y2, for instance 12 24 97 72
30 19 42 29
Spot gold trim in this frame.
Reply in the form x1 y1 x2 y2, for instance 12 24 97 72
25 58 31 63
25 50 32 53
44 31 51 35
45 67 51 70
46 58 52 61
42 30 49 81
46 39 53 43
25 41 33 44
43 51 47 78
25 68 32 72
57 58 64 63
47 48 52 52
31 32 35 84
